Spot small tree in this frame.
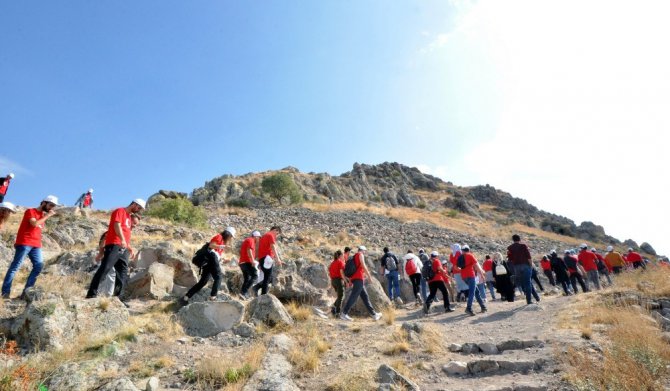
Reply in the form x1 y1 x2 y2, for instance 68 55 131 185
261 173 302 204
146 198 207 228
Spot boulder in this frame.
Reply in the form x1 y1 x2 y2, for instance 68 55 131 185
448 343 462 353
641 242 657 255
461 342 481 354
177 300 245 337
137 243 199 287
399 278 417 303
299 262 330 289
11 297 129 351
146 377 160 391
99 377 140 391
124 263 174 299
349 278 392 316
497 360 535 373
377 364 420 390
242 353 300 391
478 342 499 355
50 251 98 275
232 322 257 338
497 339 524 352
268 334 295 354
246 294 294 328
467 360 499 374
442 361 469 375
271 271 327 305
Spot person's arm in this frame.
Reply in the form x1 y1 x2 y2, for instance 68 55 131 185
361 254 371 279
379 256 386 275
524 246 532 266
114 221 127 248
272 243 283 266
246 247 254 261
209 241 225 250
30 210 56 228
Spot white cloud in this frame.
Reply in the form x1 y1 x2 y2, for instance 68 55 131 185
0 156 32 177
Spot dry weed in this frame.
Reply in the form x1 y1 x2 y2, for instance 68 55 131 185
383 328 410 356
286 301 312 322
287 321 331 373
381 305 396 325
194 342 266 388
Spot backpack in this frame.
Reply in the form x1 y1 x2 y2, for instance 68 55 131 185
457 254 466 269
421 259 435 280
384 253 398 271
343 255 357 278
192 243 210 270
495 263 507 275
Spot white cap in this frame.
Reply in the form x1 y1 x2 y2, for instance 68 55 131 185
565 250 571 254
628 248 633 252
606 246 613 252
132 198 146 209
224 226 236 237
88 188 93 193
591 247 597 252
580 243 588 249
430 251 439 257
42 195 59 205
358 245 367 251
462 244 470 251
0 202 17 213
8 173 14 179
550 249 557 255
251 230 261 237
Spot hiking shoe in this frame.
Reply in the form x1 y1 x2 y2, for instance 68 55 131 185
445 307 454 313
179 297 189 306
372 312 382 321
480 307 488 313
340 313 353 322
1 293 9 300
465 309 476 316
423 302 429 314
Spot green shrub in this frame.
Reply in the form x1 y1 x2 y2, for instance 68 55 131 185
417 201 427 209
261 173 302 204
227 198 250 208
146 198 207 228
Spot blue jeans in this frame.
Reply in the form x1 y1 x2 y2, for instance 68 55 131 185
464 277 486 311
386 270 400 300
420 277 428 302
514 264 540 304
2 245 44 296
477 282 487 300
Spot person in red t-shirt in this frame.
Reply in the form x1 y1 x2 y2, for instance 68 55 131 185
450 244 468 302
627 249 644 269
0 201 17 231
329 249 347 316
459 245 488 316
423 251 454 315
180 226 236 304
482 255 497 299
238 230 261 300
0 173 14 203
340 246 382 321
86 199 145 300
2 195 58 299
403 250 423 305
540 255 556 286
253 226 284 296
578 244 601 290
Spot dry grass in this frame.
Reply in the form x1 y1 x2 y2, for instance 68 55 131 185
325 370 377 391
286 301 311 322
287 321 331 373
383 328 410 356
559 271 670 390
381 305 396 325
420 324 446 355
130 310 183 341
193 342 266 388
611 267 670 298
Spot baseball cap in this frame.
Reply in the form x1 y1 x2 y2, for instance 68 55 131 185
430 251 439 257
0 202 17 213
251 230 261 237
224 227 236 237
606 246 613 252
133 198 146 209
43 195 60 205
358 245 367 251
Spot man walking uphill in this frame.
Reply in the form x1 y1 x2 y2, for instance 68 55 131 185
507 234 540 304
253 226 284 295
340 246 382 321
0 173 14 203
238 230 261 300
86 199 145 299
2 195 59 299
380 247 401 304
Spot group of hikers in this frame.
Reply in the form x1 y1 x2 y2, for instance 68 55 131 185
0 184 663 324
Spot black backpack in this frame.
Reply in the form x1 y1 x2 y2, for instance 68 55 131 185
192 243 211 270
457 254 466 269
421 259 435 280
344 255 357 278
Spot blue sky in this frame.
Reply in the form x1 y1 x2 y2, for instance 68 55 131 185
1 1 668 254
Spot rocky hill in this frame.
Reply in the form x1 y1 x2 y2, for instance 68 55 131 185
183 162 652 252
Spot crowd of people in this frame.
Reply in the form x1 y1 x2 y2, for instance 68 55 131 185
0 174 665 323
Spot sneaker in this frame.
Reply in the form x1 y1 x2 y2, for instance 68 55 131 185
179 296 189 306
480 307 488 313
445 307 454 313
372 312 382 321
465 309 476 316
1 293 9 300
423 302 429 314
330 306 337 316
340 313 353 322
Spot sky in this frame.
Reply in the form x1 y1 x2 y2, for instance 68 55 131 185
0 1 667 255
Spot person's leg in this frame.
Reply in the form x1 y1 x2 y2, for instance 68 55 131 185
99 264 116 297
342 280 363 315
23 247 44 293
477 282 487 300
332 278 344 314
592 270 601 290
391 271 400 301
185 269 211 298
2 245 30 296
613 266 621 275
576 273 588 292
569 273 579 293
425 281 439 312
516 265 533 304
604 270 612 285
87 245 122 298
260 264 273 295
438 282 451 309
560 280 570 295
420 277 428 302
210 260 223 297
486 281 496 299
465 277 476 312
114 251 131 299
532 269 544 292
358 283 376 315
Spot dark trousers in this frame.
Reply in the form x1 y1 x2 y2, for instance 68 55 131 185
426 281 451 310
0 194 4 202
331 278 344 313
613 266 622 274
409 273 422 299
531 268 544 291
185 253 222 298
342 279 375 316
543 269 556 286
239 262 257 295
569 272 588 293
253 262 273 295
87 245 128 298
633 261 644 269
559 280 571 295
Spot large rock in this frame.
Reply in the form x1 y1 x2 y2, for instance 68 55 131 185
10 297 129 351
46 217 103 249
246 294 294 328
137 243 198 287
124 263 174 299
377 364 420 390
242 353 300 391
99 377 140 391
299 262 330 289
467 360 499 374
49 251 98 275
641 242 657 255
442 361 469 376
177 300 245 337
271 264 327 305
349 277 392 316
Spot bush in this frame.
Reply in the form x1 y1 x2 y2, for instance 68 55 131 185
146 198 207 228
227 198 250 208
261 173 302 204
